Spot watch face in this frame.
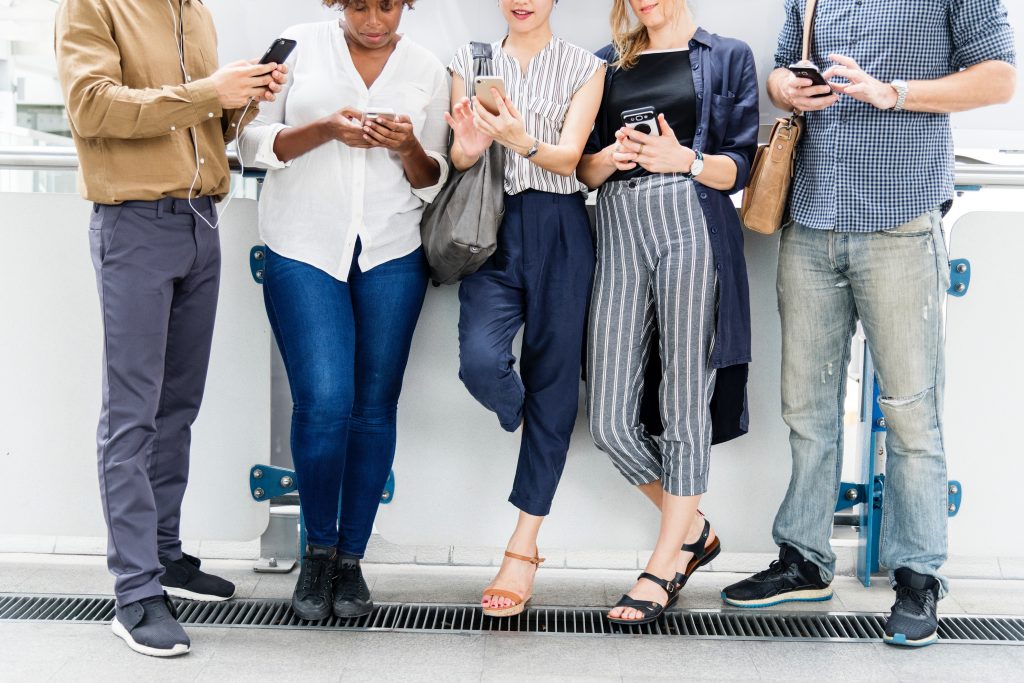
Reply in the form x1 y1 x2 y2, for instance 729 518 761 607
691 157 704 176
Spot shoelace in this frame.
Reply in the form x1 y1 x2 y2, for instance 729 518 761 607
894 585 934 618
752 559 790 581
301 556 332 592
336 564 364 601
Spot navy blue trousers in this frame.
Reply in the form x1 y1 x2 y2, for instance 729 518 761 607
458 191 595 517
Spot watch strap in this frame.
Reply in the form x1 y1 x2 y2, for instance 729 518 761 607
524 138 540 159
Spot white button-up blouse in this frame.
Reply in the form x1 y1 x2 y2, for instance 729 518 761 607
239 21 450 282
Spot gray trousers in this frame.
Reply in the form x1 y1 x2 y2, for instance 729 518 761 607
89 197 220 605
586 174 718 497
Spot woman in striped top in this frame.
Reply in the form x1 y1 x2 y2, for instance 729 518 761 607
446 0 605 618
578 0 758 625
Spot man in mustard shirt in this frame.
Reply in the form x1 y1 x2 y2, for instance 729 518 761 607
55 0 286 657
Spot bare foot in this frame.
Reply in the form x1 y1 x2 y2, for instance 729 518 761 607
608 569 674 621
482 541 540 610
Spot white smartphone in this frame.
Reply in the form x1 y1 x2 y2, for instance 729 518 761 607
474 76 507 116
364 108 397 122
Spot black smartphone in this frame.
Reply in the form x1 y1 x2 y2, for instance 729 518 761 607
787 63 833 98
259 38 297 65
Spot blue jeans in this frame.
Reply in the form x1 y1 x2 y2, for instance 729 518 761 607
263 245 427 556
773 212 950 596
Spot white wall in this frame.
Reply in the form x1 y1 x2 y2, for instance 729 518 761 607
207 0 1024 147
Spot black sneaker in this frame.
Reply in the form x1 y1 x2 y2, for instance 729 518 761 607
333 556 373 618
721 545 833 608
111 593 190 657
292 544 337 621
159 553 235 602
884 567 940 648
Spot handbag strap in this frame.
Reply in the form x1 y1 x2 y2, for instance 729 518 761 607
470 41 494 79
801 0 819 63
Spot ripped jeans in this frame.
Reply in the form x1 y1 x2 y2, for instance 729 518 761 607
772 211 950 596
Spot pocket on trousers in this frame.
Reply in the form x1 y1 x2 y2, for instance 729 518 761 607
89 204 126 265
881 210 936 237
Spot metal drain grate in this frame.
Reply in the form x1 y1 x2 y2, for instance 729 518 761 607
3 594 1024 645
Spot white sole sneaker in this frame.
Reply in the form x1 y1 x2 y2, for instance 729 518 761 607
111 617 190 657
162 586 235 602
722 586 834 608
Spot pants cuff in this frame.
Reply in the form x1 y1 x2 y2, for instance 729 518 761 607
116 582 167 608
509 489 552 517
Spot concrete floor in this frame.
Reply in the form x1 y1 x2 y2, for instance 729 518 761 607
2 554 1024 682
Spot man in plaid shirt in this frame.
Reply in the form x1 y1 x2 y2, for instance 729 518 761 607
723 0 1016 648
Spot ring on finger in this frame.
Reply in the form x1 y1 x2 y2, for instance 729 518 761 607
638 143 645 155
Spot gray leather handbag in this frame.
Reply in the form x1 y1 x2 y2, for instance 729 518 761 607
420 42 505 286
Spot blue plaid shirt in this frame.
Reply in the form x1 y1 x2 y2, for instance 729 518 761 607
775 0 1016 232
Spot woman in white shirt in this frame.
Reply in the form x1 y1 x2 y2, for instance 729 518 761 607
239 0 448 623
447 0 605 618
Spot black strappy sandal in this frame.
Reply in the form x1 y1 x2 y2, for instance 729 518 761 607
607 572 677 626
673 517 722 591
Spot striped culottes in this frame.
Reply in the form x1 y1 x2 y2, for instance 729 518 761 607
586 173 718 497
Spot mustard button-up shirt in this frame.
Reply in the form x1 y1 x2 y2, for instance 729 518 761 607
55 0 251 204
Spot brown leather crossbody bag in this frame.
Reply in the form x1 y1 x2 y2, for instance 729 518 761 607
740 0 818 235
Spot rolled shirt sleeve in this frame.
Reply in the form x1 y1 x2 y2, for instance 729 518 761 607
720 46 761 194
411 67 452 204
773 0 804 69
237 44 297 170
950 0 1016 70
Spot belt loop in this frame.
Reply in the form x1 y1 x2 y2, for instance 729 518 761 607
155 200 164 219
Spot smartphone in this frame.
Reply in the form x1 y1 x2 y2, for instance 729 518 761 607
787 63 833 98
621 106 660 137
259 38 297 65
364 108 397 122
474 76 507 116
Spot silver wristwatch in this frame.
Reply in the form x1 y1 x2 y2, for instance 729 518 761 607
687 150 705 178
890 80 909 111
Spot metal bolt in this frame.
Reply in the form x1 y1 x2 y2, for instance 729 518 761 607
268 557 278 568
949 484 959 495
253 469 263 479
876 418 886 428
956 263 967 273
381 491 391 501
256 269 264 279
469 246 481 254
845 489 858 501
954 283 966 293
254 250 264 260
280 476 293 488
254 487 265 499
949 503 957 513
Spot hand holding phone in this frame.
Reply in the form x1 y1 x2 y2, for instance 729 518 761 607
787 62 833 98
474 76 508 116
260 38 297 66
621 106 661 137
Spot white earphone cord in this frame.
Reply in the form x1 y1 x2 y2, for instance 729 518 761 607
169 0 252 231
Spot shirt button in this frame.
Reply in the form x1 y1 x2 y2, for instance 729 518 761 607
200 158 206 165
208 112 215 118
628 180 638 188
696 127 703 135
170 125 176 131
700 192 708 200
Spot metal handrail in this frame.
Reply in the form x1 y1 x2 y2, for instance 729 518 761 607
2 145 1024 188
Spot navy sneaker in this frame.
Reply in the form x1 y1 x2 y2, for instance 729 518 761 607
721 545 833 608
292 544 337 621
111 593 190 657
884 568 940 647
333 556 373 618
160 553 235 602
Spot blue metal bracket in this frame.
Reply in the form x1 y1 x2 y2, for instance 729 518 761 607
948 259 970 297
250 465 296 501
250 464 396 505
948 480 963 517
250 246 266 285
381 470 396 505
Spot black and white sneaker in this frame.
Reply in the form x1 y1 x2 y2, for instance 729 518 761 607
111 593 190 657
884 568 940 648
721 545 834 608
292 544 337 621
159 553 235 602
333 556 373 618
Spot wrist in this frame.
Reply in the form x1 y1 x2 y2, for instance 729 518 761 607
678 147 696 174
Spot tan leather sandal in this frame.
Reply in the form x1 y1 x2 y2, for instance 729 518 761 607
481 551 545 618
